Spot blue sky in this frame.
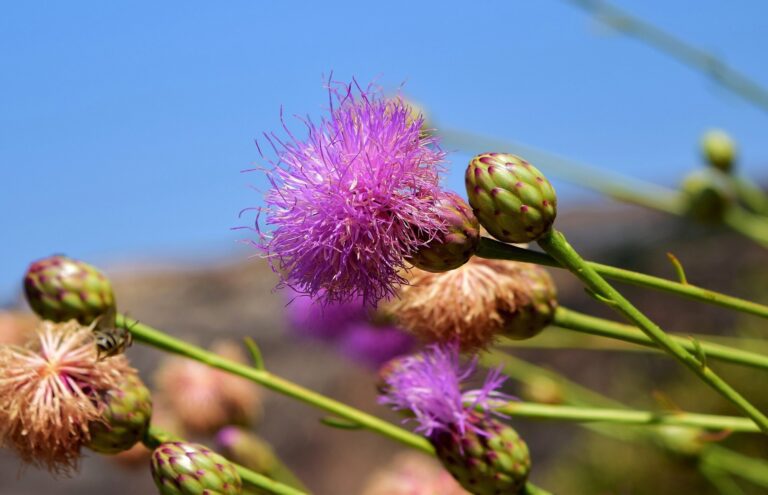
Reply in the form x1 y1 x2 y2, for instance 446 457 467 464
2 1 767 303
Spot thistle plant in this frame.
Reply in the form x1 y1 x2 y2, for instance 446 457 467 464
7 77 768 495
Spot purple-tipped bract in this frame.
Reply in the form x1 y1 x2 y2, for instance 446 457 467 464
378 343 508 437
257 80 447 306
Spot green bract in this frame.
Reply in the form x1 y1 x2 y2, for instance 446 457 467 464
409 192 480 272
24 255 115 325
501 263 558 340
88 373 152 454
466 153 557 243
432 413 531 495
681 169 734 223
151 441 242 495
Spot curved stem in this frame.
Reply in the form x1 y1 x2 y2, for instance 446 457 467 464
496 402 759 433
118 314 433 455
563 0 768 114
144 426 308 495
548 307 768 372
537 229 768 433
477 237 768 321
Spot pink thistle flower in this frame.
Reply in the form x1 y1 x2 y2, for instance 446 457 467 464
255 80 448 305
377 343 509 438
0 320 133 474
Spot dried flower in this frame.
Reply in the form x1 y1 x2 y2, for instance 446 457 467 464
284 290 415 368
385 258 557 350
361 452 469 495
377 343 507 437
0 320 133 474
255 80 448 305
154 340 262 434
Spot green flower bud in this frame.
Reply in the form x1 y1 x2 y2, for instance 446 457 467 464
701 129 736 173
432 413 531 495
151 441 243 495
653 426 706 458
24 255 115 325
88 373 152 454
466 153 557 243
500 263 557 340
410 193 480 272
681 169 735 223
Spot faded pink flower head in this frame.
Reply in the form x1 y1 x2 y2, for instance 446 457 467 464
254 79 448 305
0 320 133 474
154 340 262 434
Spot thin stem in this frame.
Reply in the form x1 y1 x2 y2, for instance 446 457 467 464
477 237 768 321
496 402 759 433
704 445 768 488
563 0 768 114
144 426 308 495
550 307 768 372
118 314 433 455
538 229 768 433
723 208 768 248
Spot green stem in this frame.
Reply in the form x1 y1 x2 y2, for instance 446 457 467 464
734 177 768 216
118 314 433 455
144 426 308 495
564 0 768 114
723 207 768 248
704 445 768 488
496 402 759 433
699 463 746 495
537 229 768 433
550 307 768 372
477 237 768 320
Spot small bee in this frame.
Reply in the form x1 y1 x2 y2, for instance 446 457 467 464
92 305 133 358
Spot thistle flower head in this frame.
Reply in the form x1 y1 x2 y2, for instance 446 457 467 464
385 258 556 350
257 80 448 305
0 320 133 474
378 343 508 437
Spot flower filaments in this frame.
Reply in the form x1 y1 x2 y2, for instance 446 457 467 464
0 320 134 474
385 258 557 350
256 81 448 306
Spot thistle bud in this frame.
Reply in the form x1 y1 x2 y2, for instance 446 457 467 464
653 426 706 458
466 153 557 243
681 169 734 223
500 263 557 340
24 255 115 325
151 441 242 495
701 129 736 173
88 373 153 455
431 413 531 495
409 192 480 272
215 426 277 475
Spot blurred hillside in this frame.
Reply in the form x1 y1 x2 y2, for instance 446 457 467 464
2 202 768 494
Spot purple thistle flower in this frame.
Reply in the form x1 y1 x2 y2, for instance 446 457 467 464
378 343 509 438
257 80 447 306
283 289 415 368
338 322 415 368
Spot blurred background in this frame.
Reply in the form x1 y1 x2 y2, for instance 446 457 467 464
2 1 768 494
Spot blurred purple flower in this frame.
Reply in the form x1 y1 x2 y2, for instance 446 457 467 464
338 323 415 368
378 343 509 437
257 79 447 306
284 290 415 368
